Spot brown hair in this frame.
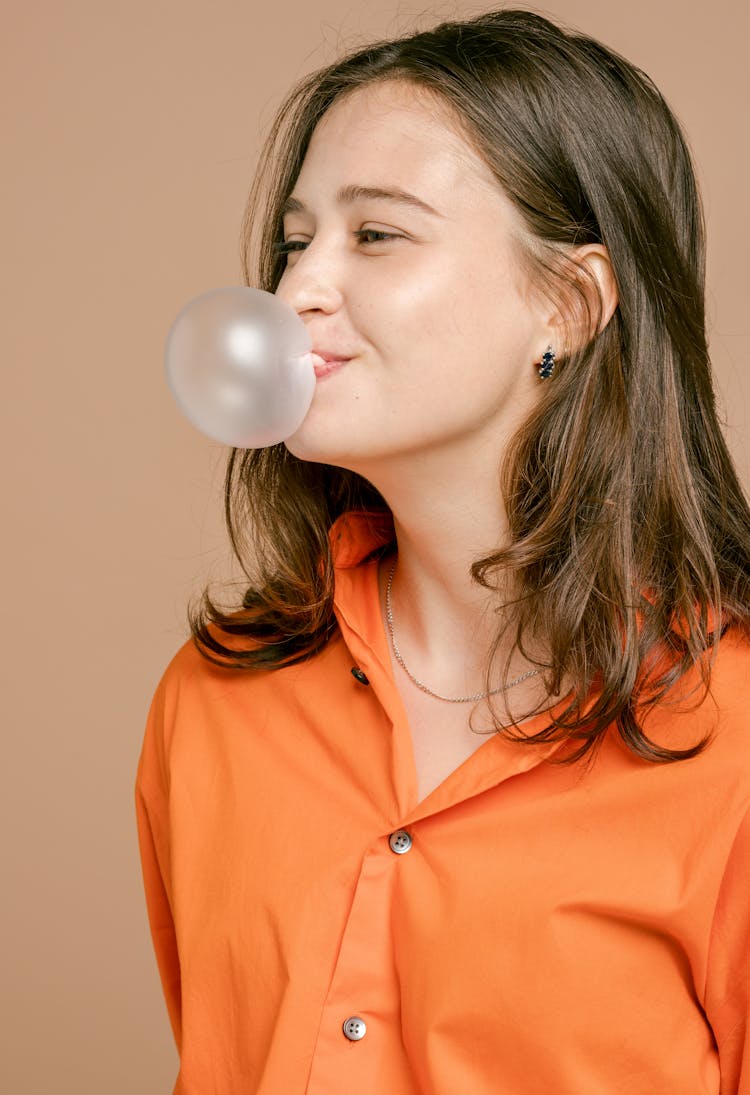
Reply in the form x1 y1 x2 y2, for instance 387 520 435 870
189 7 750 764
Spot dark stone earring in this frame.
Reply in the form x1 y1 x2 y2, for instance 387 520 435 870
538 345 555 380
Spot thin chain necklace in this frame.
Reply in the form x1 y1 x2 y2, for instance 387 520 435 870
385 557 541 704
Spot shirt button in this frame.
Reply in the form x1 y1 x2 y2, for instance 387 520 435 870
389 829 412 854
342 1015 367 1041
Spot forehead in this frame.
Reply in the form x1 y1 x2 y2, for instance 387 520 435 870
292 80 505 215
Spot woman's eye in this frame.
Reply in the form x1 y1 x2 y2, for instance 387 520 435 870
273 229 402 256
357 229 401 244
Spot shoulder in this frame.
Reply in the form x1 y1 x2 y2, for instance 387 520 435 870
639 628 750 793
705 628 750 774
144 626 350 746
701 626 750 745
136 625 364 808
708 624 750 687
145 636 227 724
155 633 227 692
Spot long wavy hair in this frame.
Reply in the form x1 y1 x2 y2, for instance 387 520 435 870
188 7 750 764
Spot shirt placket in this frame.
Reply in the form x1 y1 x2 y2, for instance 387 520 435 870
304 825 419 1093
310 544 567 1091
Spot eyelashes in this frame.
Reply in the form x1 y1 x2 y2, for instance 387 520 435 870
273 229 403 255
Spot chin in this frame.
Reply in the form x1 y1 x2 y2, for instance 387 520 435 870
283 434 377 477
284 432 349 466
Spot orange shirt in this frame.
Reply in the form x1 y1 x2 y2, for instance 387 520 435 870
135 509 750 1094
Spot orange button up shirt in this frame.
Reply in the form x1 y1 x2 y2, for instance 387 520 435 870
135 509 750 1094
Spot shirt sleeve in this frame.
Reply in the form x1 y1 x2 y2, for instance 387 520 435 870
134 678 182 1053
704 802 750 1094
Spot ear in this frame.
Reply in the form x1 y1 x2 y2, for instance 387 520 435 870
543 243 619 358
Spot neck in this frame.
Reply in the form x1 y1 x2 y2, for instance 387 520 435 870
358 440 533 696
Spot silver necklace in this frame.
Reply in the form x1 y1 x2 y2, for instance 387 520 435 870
385 557 541 704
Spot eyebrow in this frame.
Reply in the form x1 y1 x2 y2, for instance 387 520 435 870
280 183 444 219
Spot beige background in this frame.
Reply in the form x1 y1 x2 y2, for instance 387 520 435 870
3 1 747 1091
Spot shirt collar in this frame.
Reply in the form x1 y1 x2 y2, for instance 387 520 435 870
327 508 396 569
325 508 596 815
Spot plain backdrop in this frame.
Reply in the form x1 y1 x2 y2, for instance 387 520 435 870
3 1 747 1091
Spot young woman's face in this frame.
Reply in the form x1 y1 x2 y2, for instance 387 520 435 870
277 80 550 470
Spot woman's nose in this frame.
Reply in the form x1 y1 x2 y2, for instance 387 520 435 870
274 240 345 315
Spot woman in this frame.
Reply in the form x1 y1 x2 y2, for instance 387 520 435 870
135 8 750 1093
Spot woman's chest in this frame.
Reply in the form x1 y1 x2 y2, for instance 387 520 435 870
395 688 493 802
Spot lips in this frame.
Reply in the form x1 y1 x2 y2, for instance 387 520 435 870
310 351 351 378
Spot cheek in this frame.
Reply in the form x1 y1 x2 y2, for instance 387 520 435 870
357 258 472 358
375 279 524 385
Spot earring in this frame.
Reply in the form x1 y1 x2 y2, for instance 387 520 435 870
538 345 555 380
